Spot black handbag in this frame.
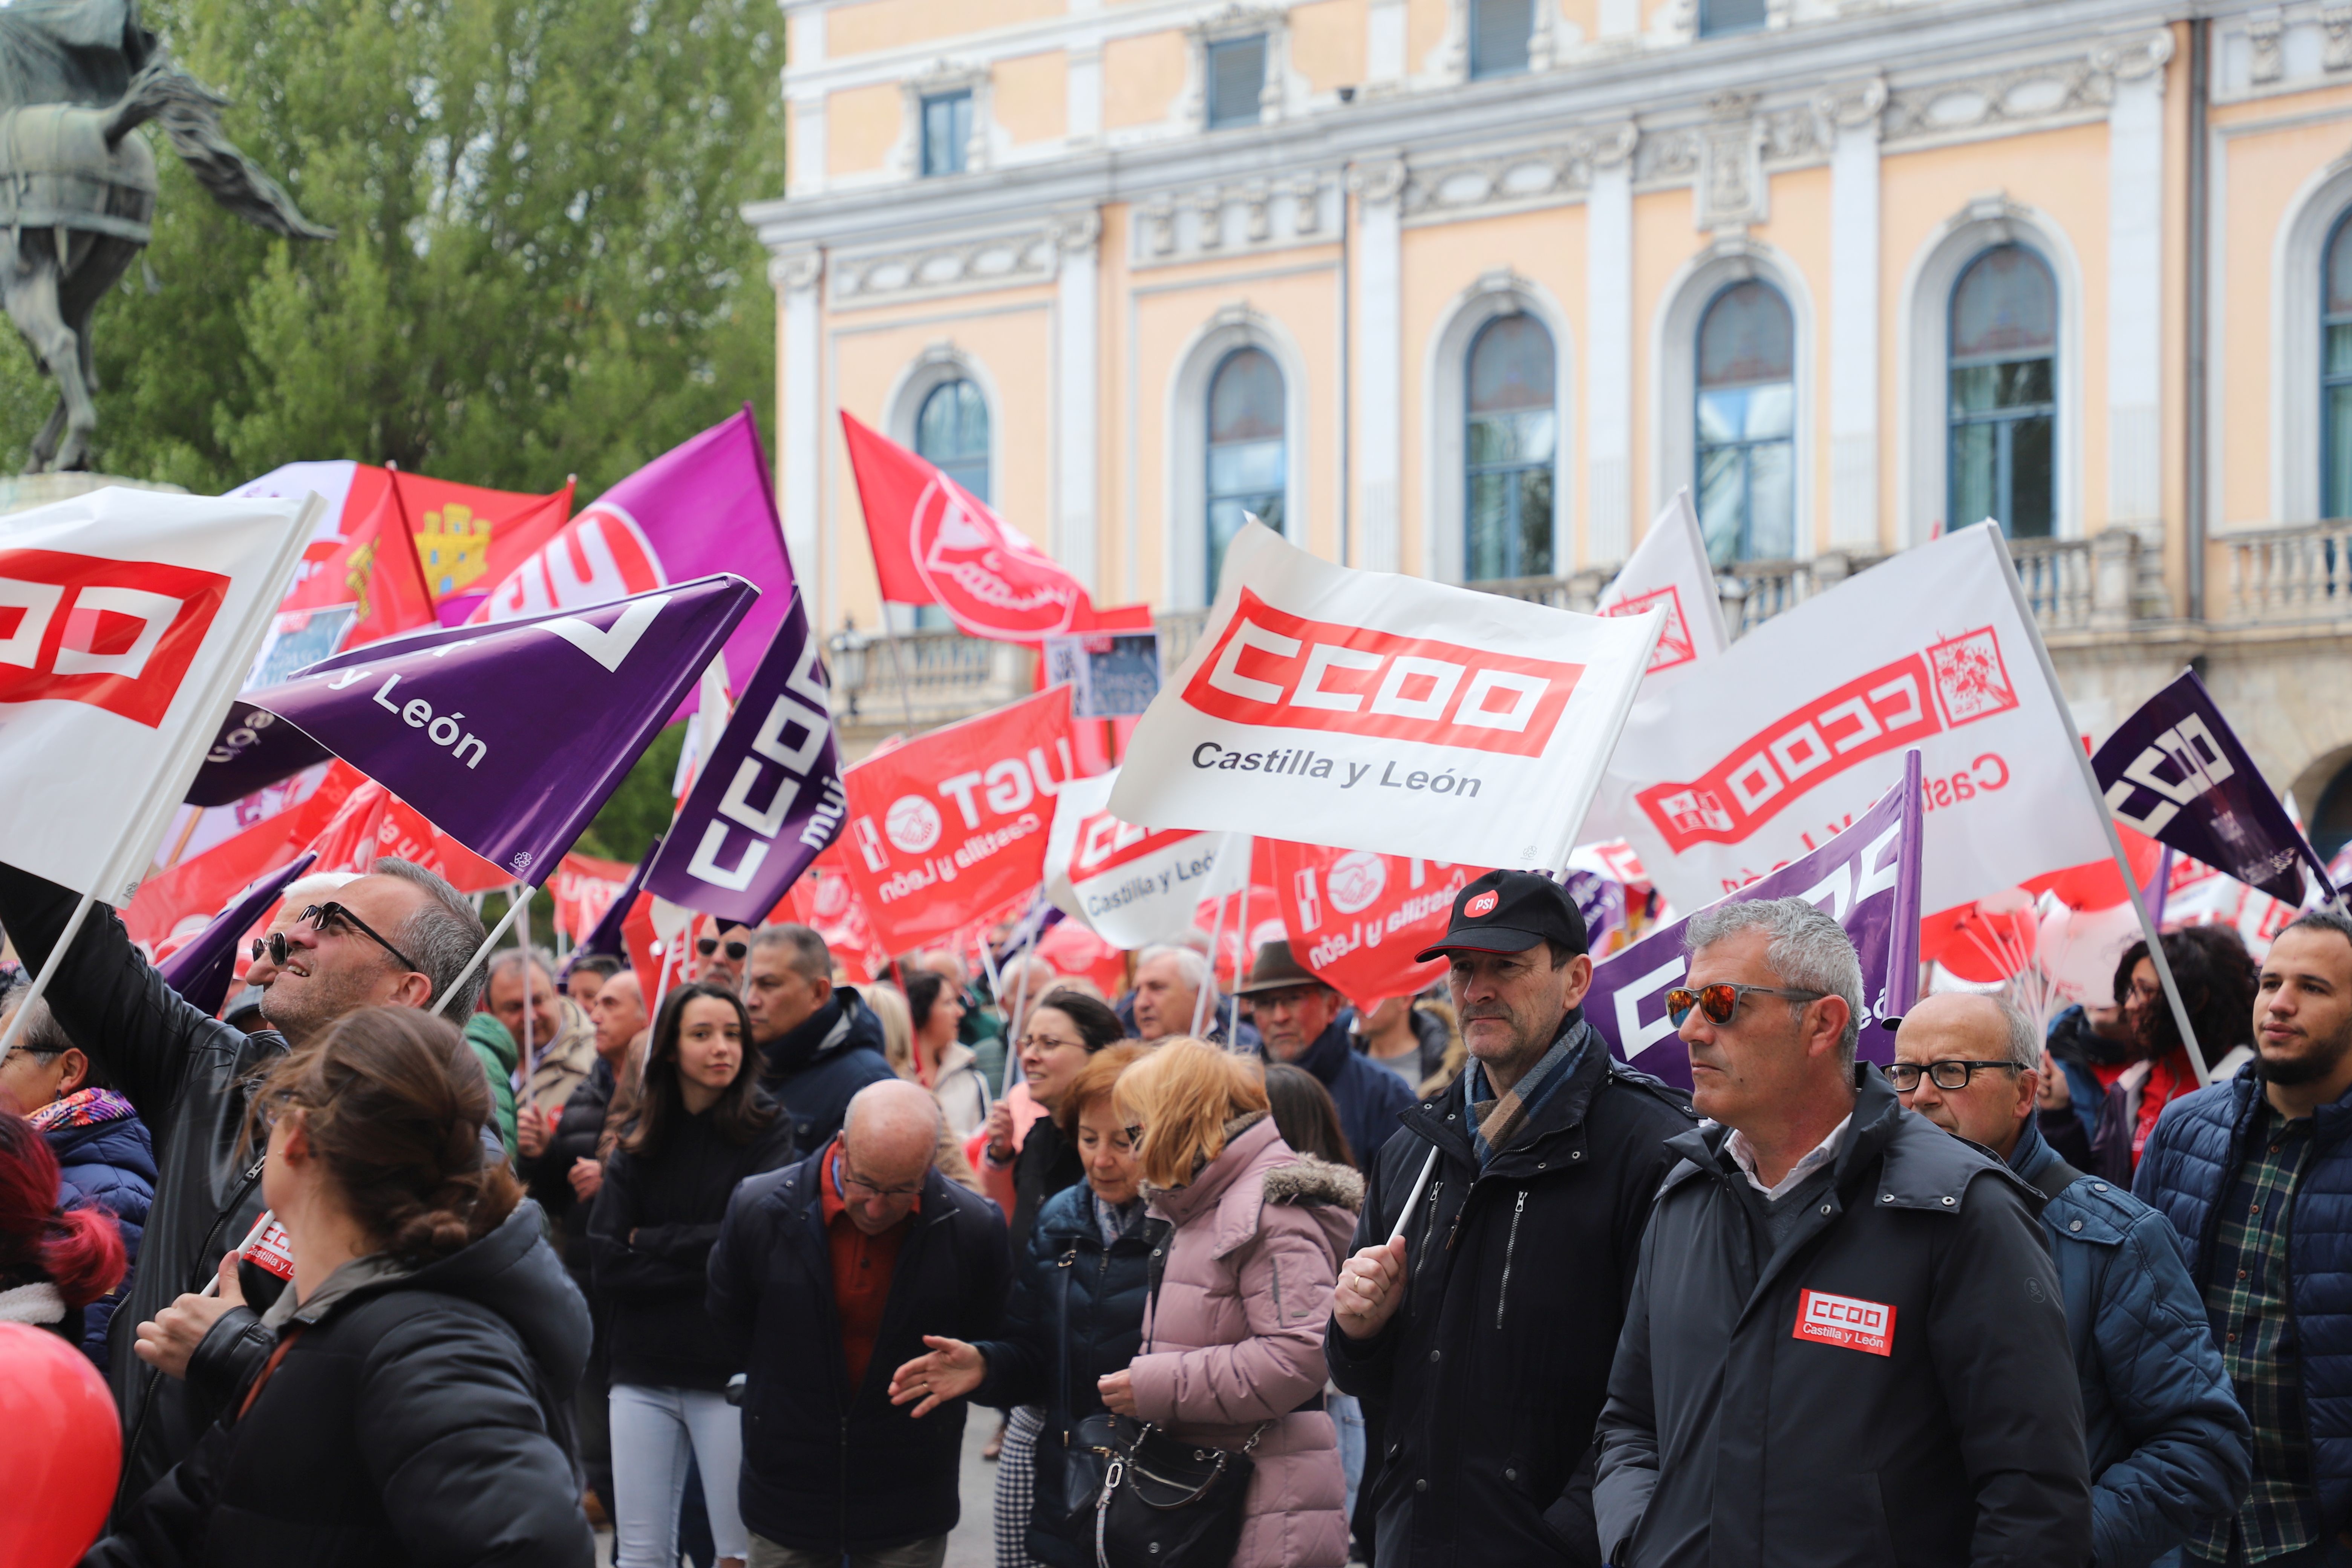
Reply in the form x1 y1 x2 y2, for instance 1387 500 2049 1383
1085 1233 1263 1568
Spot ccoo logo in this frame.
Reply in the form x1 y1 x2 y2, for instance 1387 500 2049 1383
0 549 231 728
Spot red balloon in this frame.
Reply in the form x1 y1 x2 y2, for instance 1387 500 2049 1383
0 1321 119 1566
1919 899 2040 983
2022 825 2164 913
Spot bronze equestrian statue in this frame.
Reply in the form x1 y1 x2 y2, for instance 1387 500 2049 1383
0 1 329 472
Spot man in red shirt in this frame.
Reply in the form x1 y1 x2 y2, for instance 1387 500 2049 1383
711 1078 1011 1568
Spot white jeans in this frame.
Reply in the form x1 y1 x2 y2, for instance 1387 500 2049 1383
609 1383 749 1566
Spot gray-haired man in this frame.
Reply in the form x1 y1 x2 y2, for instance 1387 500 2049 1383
1595 896 2092 1568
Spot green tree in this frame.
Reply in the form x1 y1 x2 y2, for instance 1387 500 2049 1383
0 0 784 495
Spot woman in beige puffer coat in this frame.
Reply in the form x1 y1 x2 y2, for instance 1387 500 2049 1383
1104 1040 1361 1568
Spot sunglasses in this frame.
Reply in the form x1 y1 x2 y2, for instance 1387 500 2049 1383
698 937 749 961
1886 1060 2020 1093
1663 982 1827 1028
251 903 423 979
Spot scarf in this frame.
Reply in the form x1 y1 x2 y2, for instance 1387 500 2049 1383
1465 1019 1583 1164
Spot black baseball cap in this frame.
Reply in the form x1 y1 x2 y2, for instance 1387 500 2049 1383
1413 870 1589 964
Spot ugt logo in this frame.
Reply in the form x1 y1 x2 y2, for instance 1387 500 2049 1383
0 549 231 728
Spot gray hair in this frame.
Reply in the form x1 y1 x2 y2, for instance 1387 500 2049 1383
752 923 832 984
372 858 491 1018
1684 896 1865 1069
1137 944 1217 1004
488 945 559 990
1986 993 2041 1072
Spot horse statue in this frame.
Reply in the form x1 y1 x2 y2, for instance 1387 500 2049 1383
0 1 330 472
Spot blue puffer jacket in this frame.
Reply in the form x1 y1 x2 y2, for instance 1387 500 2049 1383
2010 1120 2249 1566
32 1088 155 1370
2136 1066 2352 1534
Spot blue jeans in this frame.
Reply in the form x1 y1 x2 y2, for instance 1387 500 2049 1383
1330 1391 1366 1525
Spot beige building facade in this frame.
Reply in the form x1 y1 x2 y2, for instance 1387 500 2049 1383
747 0 2352 855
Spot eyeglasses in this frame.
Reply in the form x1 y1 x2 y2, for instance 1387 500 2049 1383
698 937 749 961
1885 1060 2021 1093
839 1164 925 1200
1253 986 1326 1011
1663 982 1828 1028
250 903 422 978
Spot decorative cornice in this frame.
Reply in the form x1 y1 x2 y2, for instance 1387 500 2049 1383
1129 172 1342 266
1813 75 1888 136
828 228 1056 308
769 247 822 292
1347 154 1411 205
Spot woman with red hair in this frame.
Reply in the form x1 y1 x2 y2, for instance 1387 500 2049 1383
0 1108 126 1347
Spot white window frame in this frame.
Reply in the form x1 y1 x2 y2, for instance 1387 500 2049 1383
1421 271 1575 583
1165 305 1311 608
2271 157 2352 525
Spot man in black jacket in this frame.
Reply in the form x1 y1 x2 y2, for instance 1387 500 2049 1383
0 854 490 1514
744 924 894 1152
709 1079 1011 1567
1325 870 1695 1567
1241 939 1417 1169
1594 896 2090 1568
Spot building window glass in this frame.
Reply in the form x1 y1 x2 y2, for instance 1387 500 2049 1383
921 91 971 178
2325 213 2352 519
1470 0 1533 78
1207 35 1267 129
1206 347 1285 597
1948 245 2056 540
916 379 990 501
1464 314 1556 580
1699 0 1767 36
1695 280 1795 565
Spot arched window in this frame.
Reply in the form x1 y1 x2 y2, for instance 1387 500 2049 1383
1205 347 1285 597
1695 280 1795 565
2324 214 2352 519
1948 245 2056 539
916 379 991 501
1464 314 1556 580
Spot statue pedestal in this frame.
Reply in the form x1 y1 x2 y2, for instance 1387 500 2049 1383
0 472 187 517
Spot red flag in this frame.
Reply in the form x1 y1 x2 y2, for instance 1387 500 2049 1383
280 481 437 646
304 778 394 875
840 412 1093 643
787 853 887 984
836 686 1075 951
553 852 635 945
1267 842 1488 1012
392 469 576 612
128 766 362 952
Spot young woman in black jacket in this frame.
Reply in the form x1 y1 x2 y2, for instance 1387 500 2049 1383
87 1006 592 1568
590 980 795 1568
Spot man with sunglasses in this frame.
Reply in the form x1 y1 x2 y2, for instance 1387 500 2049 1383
710 1078 1011 1568
0 852 489 1515
1891 992 2248 1567
1595 897 2089 1568
695 923 753 990
1324 869 1695 1568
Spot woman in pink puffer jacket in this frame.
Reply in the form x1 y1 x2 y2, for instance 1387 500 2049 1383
1103 1040 1362 1568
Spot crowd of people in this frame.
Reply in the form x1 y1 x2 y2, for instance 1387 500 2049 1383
2 840 2350 1568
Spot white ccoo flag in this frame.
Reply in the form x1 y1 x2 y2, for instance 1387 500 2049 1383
1596 488 1730 689
1044 770 1246 948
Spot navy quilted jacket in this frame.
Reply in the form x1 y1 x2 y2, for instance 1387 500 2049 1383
2135 1067 2352 1534
2011 1120 2249 1566
37 1088 155 1370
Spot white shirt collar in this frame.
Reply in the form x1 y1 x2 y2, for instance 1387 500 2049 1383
1722 1113 1853 1201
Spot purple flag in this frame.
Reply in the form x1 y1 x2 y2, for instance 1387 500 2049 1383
2092 668 2333 906
643 592 846 923
246 576 758 885
159 851 317 1018
576 836 659 963
1587 751 1926 1089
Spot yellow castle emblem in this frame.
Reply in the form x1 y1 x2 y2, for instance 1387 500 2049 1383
414 503 494 598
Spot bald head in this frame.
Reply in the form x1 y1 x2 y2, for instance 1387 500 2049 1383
1891 991 2041 1159
838 1079 942 1234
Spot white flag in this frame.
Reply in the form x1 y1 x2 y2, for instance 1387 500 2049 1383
1595 522 2110 914
1596 489 1730 688
1110 522 1661 869
0 488 318 904
1043 770 1246 948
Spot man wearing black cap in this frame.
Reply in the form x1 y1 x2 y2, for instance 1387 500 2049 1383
1235 939 1416 1169
1324 868 1695 1567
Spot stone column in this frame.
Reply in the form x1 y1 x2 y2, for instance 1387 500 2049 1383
1582 123 1638 566
2096 31 2175 533
1053 210 1103 593
1367 0 1408 88
1351 156 1408 571
1819 79 1885 551
774 247 825 625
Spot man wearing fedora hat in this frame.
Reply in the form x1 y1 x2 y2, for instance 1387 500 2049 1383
1324 869 1695 1567
1236 939 1417 1171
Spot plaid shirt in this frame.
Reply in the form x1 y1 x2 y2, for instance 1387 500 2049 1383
2196 1097 2324 1562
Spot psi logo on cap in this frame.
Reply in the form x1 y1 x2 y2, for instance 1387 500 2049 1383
1465 890 1499 918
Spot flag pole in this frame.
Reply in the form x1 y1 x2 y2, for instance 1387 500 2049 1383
516 882 537 1083
436 896 530 1018
0 895 98 1056
880 614 918 732
1227 862 1252 1049
1989 530 2209 1086
1192 890 1229 1038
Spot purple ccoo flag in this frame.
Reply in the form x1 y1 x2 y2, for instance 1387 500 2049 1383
247 576 758 884
2092 668 2334 907
158 850 317 1018
644 591 846 924
1587 751 1925 1089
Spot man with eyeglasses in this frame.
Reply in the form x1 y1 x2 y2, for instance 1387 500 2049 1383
1594 897 2089 1568
1240 939 1415 1171
0 852 489 1513
710 1078 1011 1568
1889 991 2248 1567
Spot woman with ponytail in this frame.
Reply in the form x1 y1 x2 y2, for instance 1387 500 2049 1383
88 1007 595 1568
0 1109 126 1345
